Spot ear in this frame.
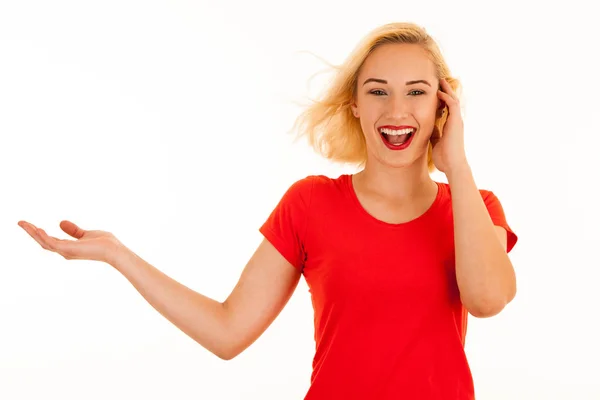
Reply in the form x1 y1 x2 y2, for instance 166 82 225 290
436 100 446 117
350 102 359 118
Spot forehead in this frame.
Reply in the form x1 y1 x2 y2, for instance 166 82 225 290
358 43 437 82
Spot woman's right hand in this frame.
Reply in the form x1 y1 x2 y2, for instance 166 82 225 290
18 219 303 360
18 220 122 265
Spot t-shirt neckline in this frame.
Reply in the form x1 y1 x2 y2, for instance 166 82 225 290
343 174 444 228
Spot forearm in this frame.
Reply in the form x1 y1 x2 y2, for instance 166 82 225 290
109 245 232 359
447 164 516 317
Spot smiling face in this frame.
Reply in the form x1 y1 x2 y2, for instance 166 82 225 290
351 43 443 169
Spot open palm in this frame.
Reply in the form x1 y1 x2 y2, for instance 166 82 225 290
18 220 121 264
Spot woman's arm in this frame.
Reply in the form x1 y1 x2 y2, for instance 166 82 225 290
111 238 301 359
447 164 517 318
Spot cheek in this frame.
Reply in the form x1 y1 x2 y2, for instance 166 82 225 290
358 98 383 117
357 104 382 129
416 98 439 122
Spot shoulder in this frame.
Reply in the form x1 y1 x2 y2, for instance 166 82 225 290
283 175 322 197
274 174 349 215
285 174 344 196
478 189 505 211
478 188 497 201
289 174 331 188
438 182 498 202
275 174 331 207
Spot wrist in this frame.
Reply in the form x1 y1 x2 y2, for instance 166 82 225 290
446 161 472 183
106 240 132 270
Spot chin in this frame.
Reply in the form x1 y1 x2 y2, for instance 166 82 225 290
385 157 421 169
373 137 429 170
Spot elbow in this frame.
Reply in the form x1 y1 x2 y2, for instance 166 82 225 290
213 337 246 361
193 330 239 360
463 290 516 318
462 272 517 318
211 339 241 361
213 343 239 361
216 350 235 361
212 304 240 361
466 301 505 318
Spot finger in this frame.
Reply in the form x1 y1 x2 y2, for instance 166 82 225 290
20 222 77 259
37 229 76 258
18 221 37 231
19 222 49 249
60 220 86 239
37 229 60 251
439 78 458 100
437 90 459 109
34 229 53 251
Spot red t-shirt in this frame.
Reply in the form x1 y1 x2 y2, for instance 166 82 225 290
259 174 518 400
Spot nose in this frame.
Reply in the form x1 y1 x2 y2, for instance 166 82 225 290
387 94 411 118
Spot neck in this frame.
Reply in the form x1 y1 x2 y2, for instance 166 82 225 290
353 158 436 201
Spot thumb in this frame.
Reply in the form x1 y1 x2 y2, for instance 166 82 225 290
60 220 86 239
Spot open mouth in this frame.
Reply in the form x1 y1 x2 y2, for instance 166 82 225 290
378 126 415 149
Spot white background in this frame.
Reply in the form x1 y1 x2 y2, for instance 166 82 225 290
1 0 599 399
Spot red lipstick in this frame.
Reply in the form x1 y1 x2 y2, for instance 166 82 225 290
378 125 416 151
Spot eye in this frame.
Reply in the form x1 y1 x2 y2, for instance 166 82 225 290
409 90 425 96
369 89 386 96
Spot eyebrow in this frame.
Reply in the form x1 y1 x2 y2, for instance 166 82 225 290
362 78 431 87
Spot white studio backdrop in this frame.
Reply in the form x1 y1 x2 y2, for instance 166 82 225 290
1 1 598 399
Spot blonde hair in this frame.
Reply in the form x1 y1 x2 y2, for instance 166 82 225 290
292 22 461 172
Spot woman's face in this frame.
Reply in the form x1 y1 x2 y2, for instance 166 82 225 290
351 43 442 169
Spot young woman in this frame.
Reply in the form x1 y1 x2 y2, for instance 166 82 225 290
18 22 517 399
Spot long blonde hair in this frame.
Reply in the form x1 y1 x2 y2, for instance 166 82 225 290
292 22 461 172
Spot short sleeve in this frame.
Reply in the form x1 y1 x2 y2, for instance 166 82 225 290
259 176 314 271
481 190 518 253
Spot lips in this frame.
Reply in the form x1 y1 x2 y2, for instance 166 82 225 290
378 125 416 150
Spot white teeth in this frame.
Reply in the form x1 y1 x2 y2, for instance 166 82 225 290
379 128 415 135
